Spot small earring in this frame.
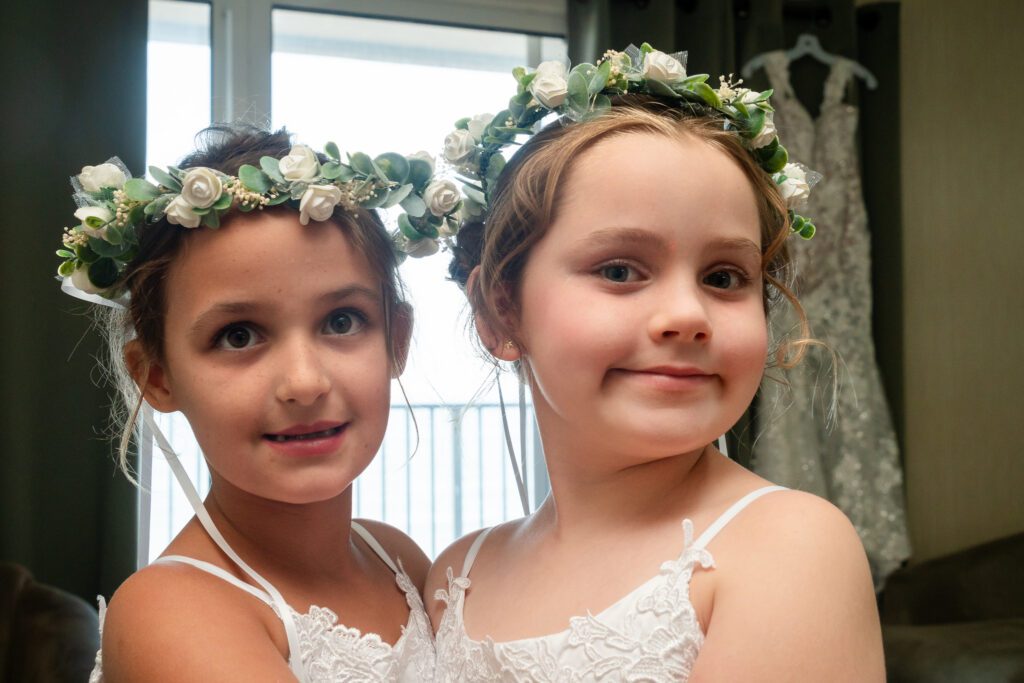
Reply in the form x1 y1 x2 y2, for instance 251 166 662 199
503 339 516 350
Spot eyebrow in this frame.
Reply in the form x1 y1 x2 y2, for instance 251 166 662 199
707 237 763 259
581 227 670 250
189 285 381 336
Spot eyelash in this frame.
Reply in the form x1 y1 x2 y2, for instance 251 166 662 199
594 260 755 291
211 308 369 351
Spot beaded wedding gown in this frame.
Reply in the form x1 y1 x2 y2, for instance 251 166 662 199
753 51 911 588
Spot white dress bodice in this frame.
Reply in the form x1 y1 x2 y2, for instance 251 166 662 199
433 486 785 682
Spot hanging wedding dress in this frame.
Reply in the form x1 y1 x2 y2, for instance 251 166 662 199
753 51 911 588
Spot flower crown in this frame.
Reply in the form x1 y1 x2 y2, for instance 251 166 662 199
442 43 819 239
56 144 460 304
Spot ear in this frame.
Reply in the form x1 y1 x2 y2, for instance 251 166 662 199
467 266 522 362
124 340 178 413
389 302 414 378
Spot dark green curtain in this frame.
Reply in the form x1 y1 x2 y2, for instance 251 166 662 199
0 1 144 603
566 0 902 463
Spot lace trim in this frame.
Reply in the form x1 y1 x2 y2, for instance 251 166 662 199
434 519 714 682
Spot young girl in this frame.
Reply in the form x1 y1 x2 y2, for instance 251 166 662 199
427 46 884 680
57 126 458 681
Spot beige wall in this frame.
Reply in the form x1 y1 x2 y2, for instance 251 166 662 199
900 0 1024 562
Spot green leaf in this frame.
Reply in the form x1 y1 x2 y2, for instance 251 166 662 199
763 145 788 173
78 244 99 264
484 154 506 187
512 66 526 83
348 152 374 176
88 258 119 288
644 78 679 98
238 164 271 193
87 237 123 258
592 94 612 116
799 222 816 239
325 142 341 160
105 225 124 245
202 210 221 228
454 117 470 130
589 60 612 95
462 184 486 205
406 159 433 192
57 260 76 277
640 42 654 55
260 156 285 183
127 204 145 226
397 213 422 240
380 183 414 209
692 81 721 107
360 188 389 210
56 249 75 259
320 161 344 180
213 192 232 210
567 71 589 112
123 178 160 201
399 192 427 218
149 166 182 191
374 153 410 184
267 193 291 206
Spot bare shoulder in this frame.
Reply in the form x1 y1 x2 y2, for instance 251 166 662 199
353 518 430 592
100 562 293 681
691 489 885 682
423 525 495 630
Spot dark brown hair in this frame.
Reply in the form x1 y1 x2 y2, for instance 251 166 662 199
103 124 406 476
449 96 810 366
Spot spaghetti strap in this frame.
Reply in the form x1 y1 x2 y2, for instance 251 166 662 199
460 527 495 578
691 485 787 550
350 521 400 575
153 555 275 609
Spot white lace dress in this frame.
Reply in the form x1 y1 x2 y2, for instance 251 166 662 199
433 486 785 682
753 51 911 589
89 522 436 682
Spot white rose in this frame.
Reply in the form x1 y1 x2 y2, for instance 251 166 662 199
407 150 435 173
467 113 495 142
70 265 104 295
749 110 777 149
299 184 343 225
74 206 113 237
165 195 202 228
79 163 126 192
777 164 811 210
530 61 569 108
443 129 477 165
180 167 223 209
278 145 320 182
642 50 687 83
423 179 461 217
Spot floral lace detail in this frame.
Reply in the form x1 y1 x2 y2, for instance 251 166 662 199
88 565 434 682
434 520 714 682
753 51 911 590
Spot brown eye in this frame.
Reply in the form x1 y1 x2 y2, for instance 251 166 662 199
216 324 259 350
323 309 365 336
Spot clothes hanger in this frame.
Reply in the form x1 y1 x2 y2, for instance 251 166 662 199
741 33 878 90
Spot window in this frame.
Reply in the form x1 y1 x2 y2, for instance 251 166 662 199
143 0 565 563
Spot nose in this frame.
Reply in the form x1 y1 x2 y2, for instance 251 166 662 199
647 283 712 343
274 335 331 406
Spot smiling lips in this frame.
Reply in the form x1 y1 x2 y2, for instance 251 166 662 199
618 366 715 390
263 421 347 457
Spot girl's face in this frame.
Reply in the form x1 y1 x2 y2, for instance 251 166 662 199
515 132 767 462
142 211 405 505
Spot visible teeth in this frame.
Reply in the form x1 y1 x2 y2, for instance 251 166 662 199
267 427 340 442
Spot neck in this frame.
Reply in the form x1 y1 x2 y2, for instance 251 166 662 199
201 479 358 579
534 424 714 537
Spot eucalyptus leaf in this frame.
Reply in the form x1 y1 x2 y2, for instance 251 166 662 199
149 166 182 191
454 117 470 130
267 193 291 206
374 153 410 184
589 60 612 95
463 185 486 205
88 258 120 289
644 78 679 98
88 237 124 258
380 183 414 209
348 152 374 176
592 94 612 116
360 189 389 210
325 142 341 161
484 154 506 186
397 213 422 241
746 107 766 137
78 244 100 264
238 164 271 193
202 210 220 228
260 156 285 183
407 159 433 192
213 192 232 210
105 225 124 246
127 204 145 226
567 71 589 111
321 161 344 180
123 178 160 201
400 192 427 218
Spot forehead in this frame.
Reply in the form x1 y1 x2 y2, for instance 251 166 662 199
551 130 761 246
164 210 380 314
